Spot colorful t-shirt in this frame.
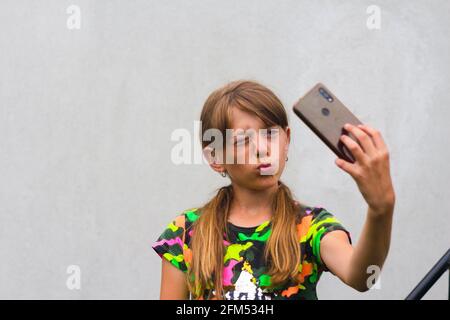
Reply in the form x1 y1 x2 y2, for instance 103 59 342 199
151 205 352 300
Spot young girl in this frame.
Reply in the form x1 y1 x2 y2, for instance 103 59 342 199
152 80 396 300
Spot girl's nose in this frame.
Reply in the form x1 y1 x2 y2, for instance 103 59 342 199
255 137 270 159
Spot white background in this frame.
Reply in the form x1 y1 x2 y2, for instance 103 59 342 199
0 0 449 299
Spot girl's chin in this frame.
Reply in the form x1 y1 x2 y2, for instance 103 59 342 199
250 179 280 191
254 174 279 185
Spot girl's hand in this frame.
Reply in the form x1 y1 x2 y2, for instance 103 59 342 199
335 123 396 217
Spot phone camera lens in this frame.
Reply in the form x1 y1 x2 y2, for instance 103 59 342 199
319 87 333 103
321 107 330 116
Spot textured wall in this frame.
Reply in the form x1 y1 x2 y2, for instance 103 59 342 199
0 0 449 299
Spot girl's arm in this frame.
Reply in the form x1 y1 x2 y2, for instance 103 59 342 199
320 205 394 292
320 123 396 292
160 259 190 299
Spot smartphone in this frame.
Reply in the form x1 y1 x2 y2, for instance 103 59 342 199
292 83 363 163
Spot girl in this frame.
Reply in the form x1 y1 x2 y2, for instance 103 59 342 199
152 80 396 300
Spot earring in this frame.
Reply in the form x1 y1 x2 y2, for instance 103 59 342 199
220 171 227 177
286 156 289 162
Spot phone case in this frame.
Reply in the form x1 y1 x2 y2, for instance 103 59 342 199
292 83 363 163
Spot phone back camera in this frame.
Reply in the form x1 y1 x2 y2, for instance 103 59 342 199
321 107 330 116
319 87 334 103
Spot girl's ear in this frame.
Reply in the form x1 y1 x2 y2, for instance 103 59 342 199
202 146 215 164
285 126 291 151
202 147 226 173
285 126 291 141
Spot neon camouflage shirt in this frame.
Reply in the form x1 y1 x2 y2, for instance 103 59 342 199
151 205 352 300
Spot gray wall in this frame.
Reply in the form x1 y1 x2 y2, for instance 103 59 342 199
0 0 449 299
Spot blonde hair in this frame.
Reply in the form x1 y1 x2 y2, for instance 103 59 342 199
187 80 305 299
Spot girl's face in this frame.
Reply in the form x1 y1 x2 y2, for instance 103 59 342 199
211 107 290 191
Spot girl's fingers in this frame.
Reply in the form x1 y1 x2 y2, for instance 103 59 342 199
340 133 368 164
344 123 377 157
335 157 359 178
356 124 387 150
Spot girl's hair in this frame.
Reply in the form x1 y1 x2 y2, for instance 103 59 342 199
187 79 305 299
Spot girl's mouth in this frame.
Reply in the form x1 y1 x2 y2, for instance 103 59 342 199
257 163 276 175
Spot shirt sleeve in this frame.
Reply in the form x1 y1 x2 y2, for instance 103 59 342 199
151 213 188 273
310 207 352 272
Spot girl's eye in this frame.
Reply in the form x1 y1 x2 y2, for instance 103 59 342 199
235 136 249 146
263 128 278 137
